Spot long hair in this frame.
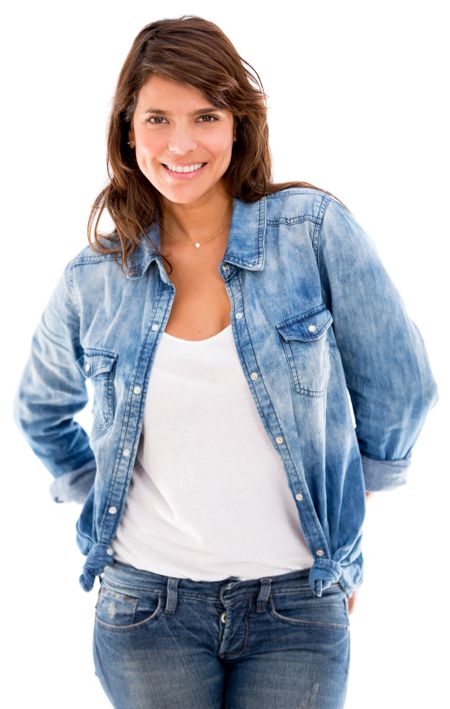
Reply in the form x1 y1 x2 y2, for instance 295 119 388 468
88 16 327 273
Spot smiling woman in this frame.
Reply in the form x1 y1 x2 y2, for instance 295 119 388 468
86 16 321 278
14 13 438 709
129 75 236 208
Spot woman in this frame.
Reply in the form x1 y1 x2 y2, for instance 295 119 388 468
14 15 437 709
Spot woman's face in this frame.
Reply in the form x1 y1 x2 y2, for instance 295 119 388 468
130 74 236 208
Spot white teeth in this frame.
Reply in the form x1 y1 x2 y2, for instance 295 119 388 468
164 163 204 173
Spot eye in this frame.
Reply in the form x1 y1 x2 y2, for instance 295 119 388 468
145 116 167 124
198 114 218 123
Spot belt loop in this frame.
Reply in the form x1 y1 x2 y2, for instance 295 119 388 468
164 577 179 615
256 578 272 613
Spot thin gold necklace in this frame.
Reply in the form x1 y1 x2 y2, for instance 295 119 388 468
159 220 230 249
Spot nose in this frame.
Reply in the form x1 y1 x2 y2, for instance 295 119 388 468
167 124 198 154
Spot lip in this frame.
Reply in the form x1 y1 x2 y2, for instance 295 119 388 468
161 162 207 180
163 162 206 167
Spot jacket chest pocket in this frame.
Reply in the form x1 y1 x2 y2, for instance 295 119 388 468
276 305 333 397
76 349 118 431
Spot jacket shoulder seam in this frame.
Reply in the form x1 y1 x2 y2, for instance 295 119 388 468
267 187 332 226
65 260 82 317
266 187 328 200
311 193 334 267
266 215 320 226
70 254 118 267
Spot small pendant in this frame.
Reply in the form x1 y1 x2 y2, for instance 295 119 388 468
194 242 201 249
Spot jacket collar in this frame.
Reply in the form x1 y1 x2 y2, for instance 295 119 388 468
127 195 266 279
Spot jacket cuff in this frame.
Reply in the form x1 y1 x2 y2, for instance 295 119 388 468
361 454 411 492
49 462 96 504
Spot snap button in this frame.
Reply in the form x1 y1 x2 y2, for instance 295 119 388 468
308 324 317 333
84 363 91 372
151 324 159 331
223 265 229 271
295 493 303 501
316 549 325 557
133 386 142 395
108 506 118 515
220 611 227 623
275 436 284 444
235 312 243 320
106 547 114 557
250 372 258 380
123 448 131 457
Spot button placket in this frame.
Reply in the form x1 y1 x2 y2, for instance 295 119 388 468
225 284 320 561
104 294 176 564
231 301 290 470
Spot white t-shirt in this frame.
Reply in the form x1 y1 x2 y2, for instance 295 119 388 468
112 324 314 580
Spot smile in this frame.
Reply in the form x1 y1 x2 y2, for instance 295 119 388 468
162 162 206 173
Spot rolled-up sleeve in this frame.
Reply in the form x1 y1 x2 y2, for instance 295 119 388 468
13 262 96 503
316 196 438 491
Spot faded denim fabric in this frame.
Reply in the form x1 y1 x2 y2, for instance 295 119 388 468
14 188 438 596
93 561 350 708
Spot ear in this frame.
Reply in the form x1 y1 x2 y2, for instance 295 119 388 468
128 127 135 149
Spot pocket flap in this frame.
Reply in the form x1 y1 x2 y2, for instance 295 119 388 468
276 306 333 342
76 350 117 379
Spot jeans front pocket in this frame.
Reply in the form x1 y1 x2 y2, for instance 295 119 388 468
76 349 117 431
276 304 333 397
95 584 163 631
269 584 349 630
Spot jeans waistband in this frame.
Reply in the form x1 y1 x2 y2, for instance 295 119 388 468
102 561 318 615
102 560 313 596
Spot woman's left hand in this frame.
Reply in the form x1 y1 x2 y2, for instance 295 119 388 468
348 591 358 614
348 491 373 613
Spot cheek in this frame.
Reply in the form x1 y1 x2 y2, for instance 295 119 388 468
135 139 161 173
133 124 159 156
208 131 234 160
134 148 156 184
135 153 147 177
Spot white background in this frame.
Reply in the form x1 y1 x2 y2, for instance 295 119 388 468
1 1 448 707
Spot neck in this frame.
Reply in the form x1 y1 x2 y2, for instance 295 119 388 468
160 186 233 240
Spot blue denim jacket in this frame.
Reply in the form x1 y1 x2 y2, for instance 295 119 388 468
14 188 438 596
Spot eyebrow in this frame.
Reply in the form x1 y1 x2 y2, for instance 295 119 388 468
142 107 221 116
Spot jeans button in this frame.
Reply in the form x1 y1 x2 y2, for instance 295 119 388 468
220 611 227 623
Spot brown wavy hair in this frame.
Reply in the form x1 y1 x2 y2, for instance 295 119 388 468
88 15 327 273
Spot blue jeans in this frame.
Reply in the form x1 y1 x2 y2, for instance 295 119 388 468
93 561 351 708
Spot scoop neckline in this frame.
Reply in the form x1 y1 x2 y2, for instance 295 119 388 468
162 323 232 343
